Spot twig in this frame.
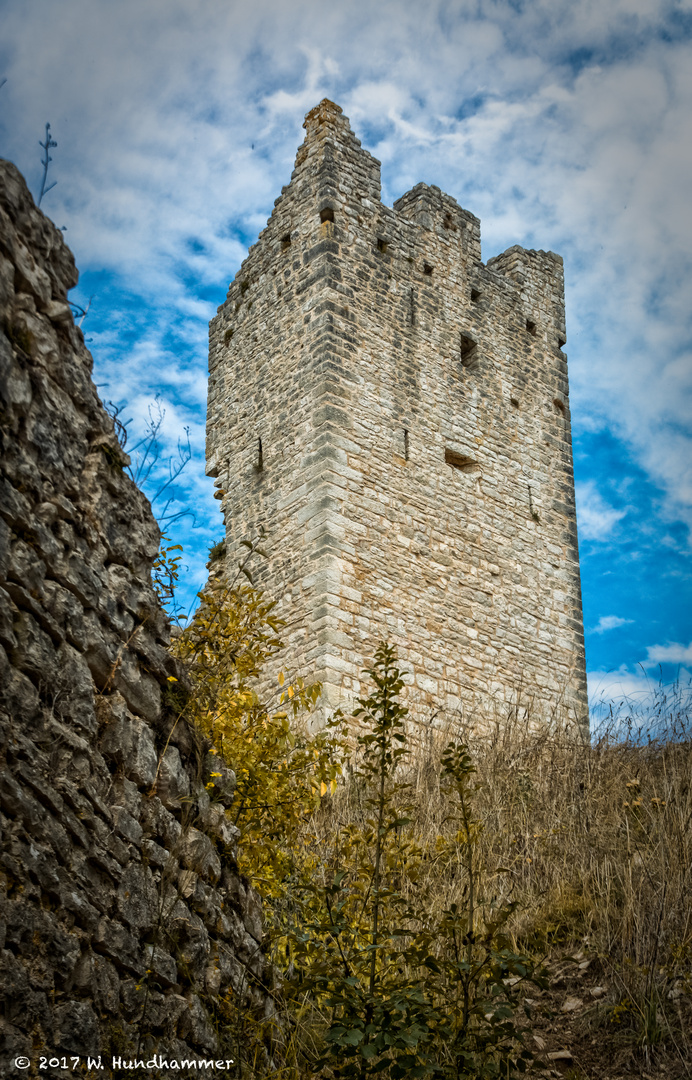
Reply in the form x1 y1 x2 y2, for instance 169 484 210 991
38 122 57 207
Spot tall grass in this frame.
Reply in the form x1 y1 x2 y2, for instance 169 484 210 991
289 679 692 1075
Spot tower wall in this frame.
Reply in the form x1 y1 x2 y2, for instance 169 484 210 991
207 100 588 731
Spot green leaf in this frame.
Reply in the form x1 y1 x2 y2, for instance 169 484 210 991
340 1028 365 1046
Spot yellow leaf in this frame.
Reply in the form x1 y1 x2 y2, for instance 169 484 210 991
278 671 285 687
320 781 328 797
167 676 178 682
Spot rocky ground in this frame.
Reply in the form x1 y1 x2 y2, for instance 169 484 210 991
521 947 691 1079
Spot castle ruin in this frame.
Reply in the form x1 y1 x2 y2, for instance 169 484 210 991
207 99 588 731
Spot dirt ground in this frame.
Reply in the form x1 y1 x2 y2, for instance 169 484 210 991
522 947 691 1079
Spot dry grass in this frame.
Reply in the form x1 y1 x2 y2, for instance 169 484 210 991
295 680 692 1077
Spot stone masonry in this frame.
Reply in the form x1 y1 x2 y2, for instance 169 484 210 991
207 99 588 731
0 160 272 1072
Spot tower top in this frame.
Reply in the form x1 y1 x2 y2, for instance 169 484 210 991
303 98 345 129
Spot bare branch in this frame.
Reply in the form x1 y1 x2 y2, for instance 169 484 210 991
37 122 57 207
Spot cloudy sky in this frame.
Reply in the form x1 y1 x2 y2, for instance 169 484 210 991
1 0 690 714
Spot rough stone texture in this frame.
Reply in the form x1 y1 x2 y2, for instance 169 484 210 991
207 99 588 731
0 159 270 1070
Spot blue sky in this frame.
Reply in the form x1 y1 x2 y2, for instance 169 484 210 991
1 0 690 714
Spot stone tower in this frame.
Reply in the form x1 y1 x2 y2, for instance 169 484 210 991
206 99 588 732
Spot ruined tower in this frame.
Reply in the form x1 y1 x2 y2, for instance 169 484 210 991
206 100 588 731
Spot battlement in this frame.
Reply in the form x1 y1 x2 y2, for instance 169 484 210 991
207 103 587 732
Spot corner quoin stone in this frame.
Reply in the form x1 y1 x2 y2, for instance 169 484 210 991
207 98 588 733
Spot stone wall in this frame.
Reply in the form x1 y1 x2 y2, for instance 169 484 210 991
207 99 588 732
0 160 270 1072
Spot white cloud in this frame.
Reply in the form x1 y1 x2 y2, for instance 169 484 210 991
1 0 691 622
592 615 634 634
588 664 655 705
643 641 692 666
575 481 627 540
587 663 692 738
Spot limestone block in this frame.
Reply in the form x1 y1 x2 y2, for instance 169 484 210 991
53 1000 100 1056
0 949 53 1041
99 708 158 788
244 885 263 944
145 945 178 988
140 795 182 848
141 838 170 869
93 917 144 976
180 827 222 884
59 875 101 932
178 994 217 1053
205 751 236 799
54 641 97 733
72 953 120 1014
0 334 32 410
202 805 239 852
11 609 58 684
113 647 162 724
117 862 158 933
156 745 191 810
112 806 143 846
0 585 16 652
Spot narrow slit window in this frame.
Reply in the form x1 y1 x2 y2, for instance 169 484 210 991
404 429 409 461
459 332 478 369
256 437 264 471
320 207 335 224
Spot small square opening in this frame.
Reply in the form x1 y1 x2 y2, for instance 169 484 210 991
470 288 481 302
377 237 388 254
445 448 480 473
423 262 433 276
320 207 335 224
558 335 566 349
281 234 291 250
553 398 566 415
526 319 537 335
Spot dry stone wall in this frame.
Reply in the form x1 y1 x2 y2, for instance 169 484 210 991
0 160 271 1073
207 99 588 732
